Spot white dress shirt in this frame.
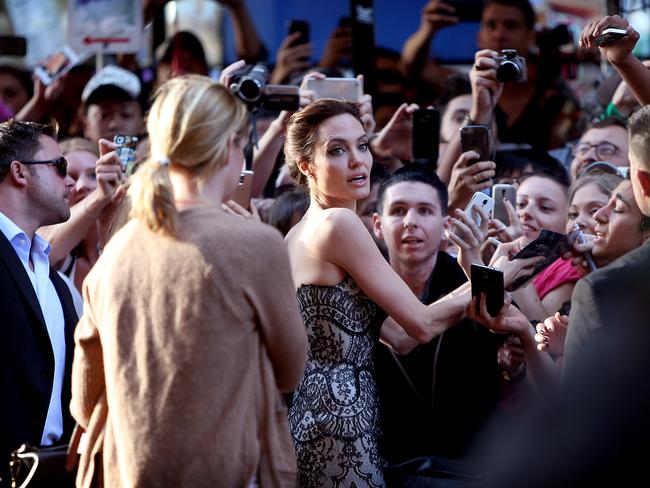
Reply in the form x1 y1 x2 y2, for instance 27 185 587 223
0 211 66 446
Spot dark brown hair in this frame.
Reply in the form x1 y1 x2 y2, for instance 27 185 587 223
0 120 58 181
628 105 650 171
284 99 364 186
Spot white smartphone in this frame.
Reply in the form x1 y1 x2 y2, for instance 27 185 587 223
34 47 80 85
595 28 628 46
304 77 361 102
232 170 254 209
464 191 494 228
492 183 517 224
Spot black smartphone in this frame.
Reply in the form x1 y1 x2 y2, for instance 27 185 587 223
286 19 310 47
460 125 491 165
471 264 504 317
350 0 377 96
0 36 27 56
509 229 572 290
452 0 484 22
595 27 628 47
412 108 440 167
338 16 352 28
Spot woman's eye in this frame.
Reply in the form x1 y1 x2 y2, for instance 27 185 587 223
359 143 369 152
329 147 344 156
568 212 578 220
391 208 405 216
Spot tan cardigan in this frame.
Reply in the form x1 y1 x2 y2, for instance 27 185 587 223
70 207 307 488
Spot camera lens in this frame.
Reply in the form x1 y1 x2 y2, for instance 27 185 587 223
496 61 520 83
482 199 487 205
238 78 263 102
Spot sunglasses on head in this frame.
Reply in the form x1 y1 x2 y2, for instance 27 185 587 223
20 156 68 177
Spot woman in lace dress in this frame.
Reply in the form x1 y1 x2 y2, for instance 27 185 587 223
283 99 482 487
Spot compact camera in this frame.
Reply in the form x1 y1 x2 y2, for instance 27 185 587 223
229 64 300 111
495 49 527 83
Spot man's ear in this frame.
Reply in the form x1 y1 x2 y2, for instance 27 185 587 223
637 168 650 198
372 212 384 241
8 160 28 188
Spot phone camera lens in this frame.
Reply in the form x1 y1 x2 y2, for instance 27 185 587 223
482 199 487 205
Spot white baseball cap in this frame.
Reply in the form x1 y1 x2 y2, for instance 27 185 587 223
81 65 141 104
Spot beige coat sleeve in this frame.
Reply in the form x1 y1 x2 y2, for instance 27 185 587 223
246 229 308 392
69 273 106 428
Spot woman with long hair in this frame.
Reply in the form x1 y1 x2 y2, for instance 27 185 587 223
70 75 308 488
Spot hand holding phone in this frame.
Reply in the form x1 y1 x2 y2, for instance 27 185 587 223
595 27 628 47
464 191 494 228
492 183 516 224
460 125 491 165
286 19 310 47
509 229 571 289
471 264 504 317
34 47 80 86
113 135 138 176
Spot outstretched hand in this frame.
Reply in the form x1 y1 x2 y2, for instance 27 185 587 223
579 15 639 65
371 102 420 161
535 312 569 356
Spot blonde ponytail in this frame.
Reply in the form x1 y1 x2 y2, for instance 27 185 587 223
128 158 177 236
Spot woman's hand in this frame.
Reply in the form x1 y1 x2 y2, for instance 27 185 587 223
219 59 246 88
491 252 544 291
535 312 569 356
487 198 522 243
467 293 529 337
447 206 488 277
370 102 419 161
497 336 526 375
447 151 495 212
222 199 261 220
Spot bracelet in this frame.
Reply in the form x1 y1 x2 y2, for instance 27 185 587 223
604 101 625 120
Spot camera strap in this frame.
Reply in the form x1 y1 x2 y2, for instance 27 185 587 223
244 110 258 171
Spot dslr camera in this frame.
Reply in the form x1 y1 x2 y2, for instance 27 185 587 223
229 64 300 111
495 49 527 83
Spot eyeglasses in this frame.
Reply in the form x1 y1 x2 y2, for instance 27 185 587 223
20 156 68 177
572 141 619 161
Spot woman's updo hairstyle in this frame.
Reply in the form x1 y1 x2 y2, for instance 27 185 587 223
284 98 364 187
129 75 248 236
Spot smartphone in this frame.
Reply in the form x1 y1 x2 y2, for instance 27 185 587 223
492 183 517 224
460 125 491 165
34 47 79 85
471 264 504 317
0 36 27 56
509 229 571 289
233 170 254 209
464 191 494 228
350 0 377 95
452 0 484 22
114 135 138 176
304 77 361 102
286 19 310 47
338 16 352 28
595 27 628 46
412 108 440 166
568 223 597 272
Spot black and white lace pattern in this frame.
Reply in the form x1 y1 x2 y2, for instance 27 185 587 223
290 276 386 487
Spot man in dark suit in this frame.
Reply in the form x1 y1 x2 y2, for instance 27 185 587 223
0 120 77 485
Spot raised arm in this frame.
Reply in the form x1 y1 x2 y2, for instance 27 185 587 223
580 15 650 106
321 208 470 344
220 0 265 63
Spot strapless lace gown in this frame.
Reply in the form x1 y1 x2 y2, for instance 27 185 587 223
289 275 387 487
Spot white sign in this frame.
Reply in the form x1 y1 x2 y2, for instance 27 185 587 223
67 0 143 54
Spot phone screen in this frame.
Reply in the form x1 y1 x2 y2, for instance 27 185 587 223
114 135 138 175
287 20 309 46
509 229 571 289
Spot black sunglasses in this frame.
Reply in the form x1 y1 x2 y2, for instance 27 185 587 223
20 156 68 177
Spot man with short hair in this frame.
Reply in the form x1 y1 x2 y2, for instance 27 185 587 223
568 117 629 180
0 120 78 485
372 165 499 485
81 65 145 144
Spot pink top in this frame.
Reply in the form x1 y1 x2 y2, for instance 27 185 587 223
533 257 583 300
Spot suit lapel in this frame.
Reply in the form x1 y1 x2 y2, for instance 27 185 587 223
0 229 46 326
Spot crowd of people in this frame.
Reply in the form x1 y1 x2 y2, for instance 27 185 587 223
2 0 650 487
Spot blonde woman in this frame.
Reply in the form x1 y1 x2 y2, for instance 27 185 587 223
70 75 308 488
